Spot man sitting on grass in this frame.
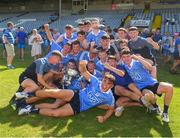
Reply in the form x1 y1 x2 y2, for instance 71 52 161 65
121 49 173 123
16 61 115 123
9 50 63 109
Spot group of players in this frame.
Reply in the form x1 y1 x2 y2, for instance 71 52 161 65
10 18 173 123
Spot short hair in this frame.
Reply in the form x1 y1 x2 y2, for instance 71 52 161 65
7 21 14 27
101 34 110 39
77 30 85 36
51 50 62 59
65 24 73 29
104 72 116 85
63 41 72 48
120 48 131 55
119 39 128 45
108 55 116 61
96 47 107 53
78 22 84 26
91 18 99 23
129 26 138 32
118 27 127 33
87 60 95 66
72 40 80 46
84 20 91 25
68 59 77 65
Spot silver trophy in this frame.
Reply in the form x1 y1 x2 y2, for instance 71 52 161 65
64 68 78 86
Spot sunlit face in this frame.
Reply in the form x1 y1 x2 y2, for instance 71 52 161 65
33 29 37 35
101 77 113 91
84 24 91 32
65 28 73 37
91 20 99 29
77 34 85 41
9 24 14 30
121 54 132 66
72 44 80 55
101 39 110 48
118 30 126 39
108 59 117 68
63 45 71 53
49 55 61 65
129 30 139 39
78 25 84 31
98 51 107 61
67 61 76 70
87 62 95 74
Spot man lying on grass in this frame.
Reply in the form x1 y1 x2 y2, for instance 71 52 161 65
16 60 115 123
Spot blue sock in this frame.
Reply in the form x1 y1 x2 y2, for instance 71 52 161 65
30 106 39 114
27 92 36 97
16 99 27 108
163 105 169 113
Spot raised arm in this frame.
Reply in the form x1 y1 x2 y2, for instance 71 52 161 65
44 24 53 42
104 63 125 77
132 54 153 72
146 37 160 50
79 60 91 81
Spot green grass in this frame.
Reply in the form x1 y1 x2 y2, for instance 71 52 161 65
0 47 180 137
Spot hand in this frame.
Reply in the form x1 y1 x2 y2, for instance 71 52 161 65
146 37 153 44
131 54 139 60
58 35 64 42
79 60 87 66
96 116 105 123
103 62 110 69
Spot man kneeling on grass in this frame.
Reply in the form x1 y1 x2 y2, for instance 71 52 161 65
16 60 115 123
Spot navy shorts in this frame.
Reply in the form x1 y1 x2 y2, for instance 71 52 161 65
111 85 130 101
19 73 38 85
141 83 162 96
69 92 80 115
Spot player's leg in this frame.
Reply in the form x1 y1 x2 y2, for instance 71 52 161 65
18 103 74 117
39 103 74 117
115 85 140 101
171 59 180 72
128 83 142 97
21 78 39 92
156 82 173 122
35 99 66 109
116 97 141 107
115 97 141 117
35 89 74 102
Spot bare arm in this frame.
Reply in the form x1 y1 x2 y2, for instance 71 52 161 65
79 60 91 81
132 54 153 72
3 36 9 44
104 63 125 77
56 35 63 44
147 37 160 50
96 105 114 123
44 24 53 42
82 39 88 50
37 74 53 89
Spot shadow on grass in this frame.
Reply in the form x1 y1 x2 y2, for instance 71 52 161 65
0 105 173 137
0 68 8 72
